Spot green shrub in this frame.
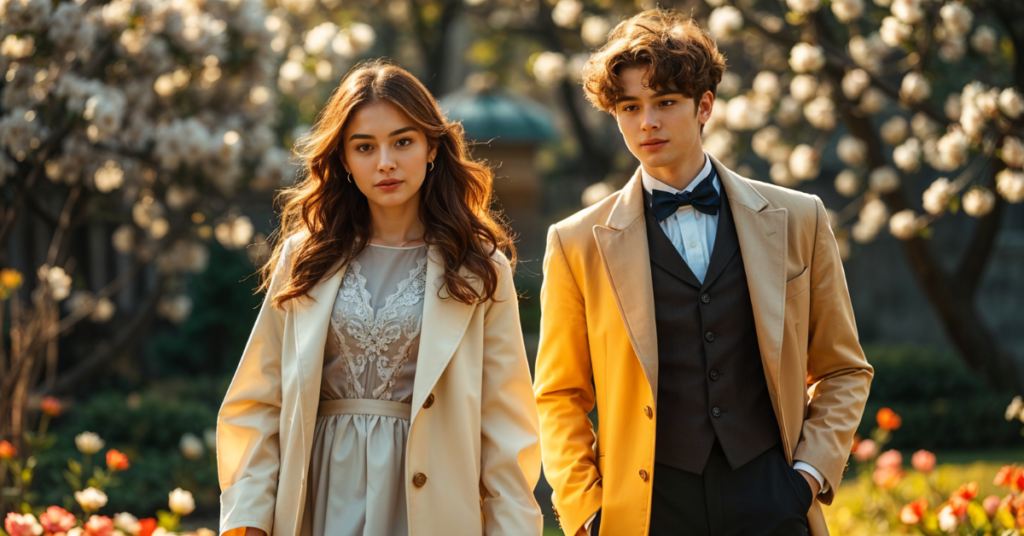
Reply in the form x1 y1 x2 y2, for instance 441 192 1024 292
856 345 1023 450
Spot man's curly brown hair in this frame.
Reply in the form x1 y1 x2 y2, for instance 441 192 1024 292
582 9 727 119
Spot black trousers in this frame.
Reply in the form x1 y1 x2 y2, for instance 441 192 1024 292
593 441 811 536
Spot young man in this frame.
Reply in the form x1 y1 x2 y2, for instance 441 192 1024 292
534 9 872 536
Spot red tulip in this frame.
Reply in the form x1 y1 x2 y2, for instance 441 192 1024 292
106 449 130 471
900 498 928 524
950 482 979 517
995 465 1015 486
0 440 15 459
41 396 62 416
876 407 902 431
138 518 157 536
39 506 77 533
912 450 936 473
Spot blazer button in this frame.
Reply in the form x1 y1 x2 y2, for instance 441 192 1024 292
705 331 715 342
639 469 649 482
423 394 435 409
701 293 711 303
644 406 653 419
712 407 722 417
412 472 428 487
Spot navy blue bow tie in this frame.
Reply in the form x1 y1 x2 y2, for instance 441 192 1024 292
650 173 721 222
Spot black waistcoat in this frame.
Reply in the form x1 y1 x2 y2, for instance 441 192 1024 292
644 179 781 475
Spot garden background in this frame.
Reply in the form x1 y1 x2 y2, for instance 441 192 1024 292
2 0 1024 534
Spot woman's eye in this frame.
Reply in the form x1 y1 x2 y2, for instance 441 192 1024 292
357 144 372 153
396 138 412 147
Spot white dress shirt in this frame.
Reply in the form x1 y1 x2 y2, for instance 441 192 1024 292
583 154 824 535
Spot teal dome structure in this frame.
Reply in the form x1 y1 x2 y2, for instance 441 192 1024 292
438 88 557 145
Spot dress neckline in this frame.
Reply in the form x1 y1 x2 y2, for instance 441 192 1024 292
367 243 428 250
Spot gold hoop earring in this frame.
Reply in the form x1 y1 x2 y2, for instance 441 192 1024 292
347 172 353 183
428 161 434 172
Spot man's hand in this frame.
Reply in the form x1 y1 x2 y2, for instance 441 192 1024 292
796 469 821 501
243 528 267 536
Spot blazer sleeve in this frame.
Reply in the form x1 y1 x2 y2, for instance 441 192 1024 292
533 226 602 535
216 241 292 535
793 197 874 504
478 254 544 535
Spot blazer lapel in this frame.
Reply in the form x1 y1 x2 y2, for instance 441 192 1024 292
410 245 477 424
710 154 787 394
593 168 660 404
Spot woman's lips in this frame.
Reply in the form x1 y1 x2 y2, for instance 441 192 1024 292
375 179 403 192
641 139 668 151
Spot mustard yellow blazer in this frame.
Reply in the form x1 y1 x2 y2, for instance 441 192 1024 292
217 235 543 536
534 155 872 536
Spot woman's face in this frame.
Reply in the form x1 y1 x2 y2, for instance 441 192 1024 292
341 100 436 210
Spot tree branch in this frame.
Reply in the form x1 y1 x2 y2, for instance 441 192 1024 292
956 158 1007 296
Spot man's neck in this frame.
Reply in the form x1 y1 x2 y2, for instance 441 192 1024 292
643 149 707 191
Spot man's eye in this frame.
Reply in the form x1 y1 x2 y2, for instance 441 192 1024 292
661 100 676 106
623 105 638 112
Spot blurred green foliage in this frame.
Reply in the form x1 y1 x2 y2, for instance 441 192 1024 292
857 345 1024 450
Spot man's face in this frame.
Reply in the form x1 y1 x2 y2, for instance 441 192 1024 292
613 66 714 177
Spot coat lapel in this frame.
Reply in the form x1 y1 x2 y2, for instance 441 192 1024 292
710 154 787 394
410 245 477 424
593 168 660 405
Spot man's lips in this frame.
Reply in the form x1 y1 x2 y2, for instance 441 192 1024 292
375 178 403 191
640 138 668 151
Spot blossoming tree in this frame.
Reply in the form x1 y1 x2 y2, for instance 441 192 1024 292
524 0 1024 392
0 0 297 455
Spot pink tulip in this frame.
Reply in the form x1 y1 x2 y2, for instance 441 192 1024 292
877 449 903 470
84 515 114 536
39 506 77 533
4 513 41 536
853 439 877 461
912 450 936 473
873 466 904 489
983 495 1001 518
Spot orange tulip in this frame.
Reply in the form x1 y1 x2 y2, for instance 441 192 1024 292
106 449 130 471
900 498 928 524
41 396 62 417
0 268 23 290
850 434 861 453
995 465 1015 486
138 518 157 536
876 407 902 431
950 482 979 517
0 440 16 459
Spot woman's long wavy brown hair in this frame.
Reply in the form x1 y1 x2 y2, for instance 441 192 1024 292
259 59 515 308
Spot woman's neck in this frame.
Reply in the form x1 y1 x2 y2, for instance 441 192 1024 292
367 197 426 247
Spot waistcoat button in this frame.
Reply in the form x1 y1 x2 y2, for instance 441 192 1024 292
705 331 715 342
701 293 711 303
712 407 722 417
709 370 719 381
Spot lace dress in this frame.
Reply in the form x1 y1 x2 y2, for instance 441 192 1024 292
300 244 428 536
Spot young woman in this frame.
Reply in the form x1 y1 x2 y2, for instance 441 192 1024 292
216 60 542 536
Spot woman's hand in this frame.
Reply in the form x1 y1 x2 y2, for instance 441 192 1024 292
244 528 267 536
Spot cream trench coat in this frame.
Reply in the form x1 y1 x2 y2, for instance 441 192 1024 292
216 236 543 536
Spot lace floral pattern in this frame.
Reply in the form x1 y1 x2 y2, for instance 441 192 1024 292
330 256 428 401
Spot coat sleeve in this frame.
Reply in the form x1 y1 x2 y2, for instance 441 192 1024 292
478 253 544 535
533 226 601 535
216 241 293 535
792 197 874 505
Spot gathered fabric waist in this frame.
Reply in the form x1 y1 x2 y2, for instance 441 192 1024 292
317 398 411 420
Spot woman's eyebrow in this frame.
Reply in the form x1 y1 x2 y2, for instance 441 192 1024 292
348 126 416 141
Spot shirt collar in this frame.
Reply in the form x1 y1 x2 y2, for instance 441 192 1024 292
641 152 718 197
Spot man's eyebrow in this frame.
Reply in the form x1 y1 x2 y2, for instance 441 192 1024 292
348 126 417 141
615 90 683 103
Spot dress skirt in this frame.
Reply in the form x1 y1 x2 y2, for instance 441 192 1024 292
301 399 411 536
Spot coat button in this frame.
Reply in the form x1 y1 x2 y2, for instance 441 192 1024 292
709 370 719 381
644 406 653 419
412 472 427 487
639 469 649 481
705 331 715 342
701 293 711 303
712 407 722 417
423 394 435 409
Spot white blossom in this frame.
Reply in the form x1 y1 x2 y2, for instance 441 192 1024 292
937 505 958 533
835 169 860 197
113 513 140 536
939 2 973 36
752 71 781 101
112 225 135 254
789 74 818 103
91 297 115 323
975 87 1001 117
899 72 931 103
789 43 825 73
837 136 868 167
702 130 736 164
842 69 871 100
93 160 125 193
725 95 769 131
40 266 73 301
0 0 52 32
889 209 920 240
1 35 36 59
893 138 922 172
849 33 888 73
923 178 956 214
869 166 901 193
717 72 742 98
752 126 782 159
581 16 611 48
999 88 1024 119
168 488 196 516
804 96 836 130
786 0 821 15
938 35 966 63
75 431 105 454
1002 136 1024 168
962 187 995 217
532 52 567 87
852 198 889 243
789 144 820 180
945 93 962 121
859 88 887 114
880 116 909 145
891 0 924 24
158 295 193 324
180 433 205 460
934 129 970 170
707 6 744 43
831 0 863 22
215 215 255 250
74 487 108 514
996 169 1024 203
971 26 998 54
776 96 803 126
880 16 912 46
770 162 799 187
911 112 940 140
303 22 338 55
551 0 583 29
